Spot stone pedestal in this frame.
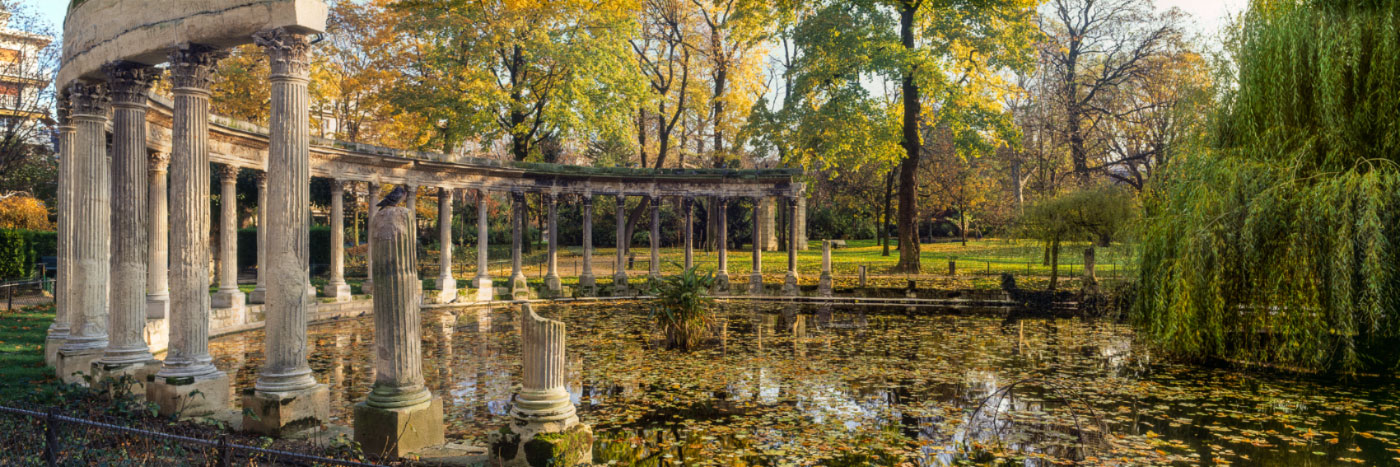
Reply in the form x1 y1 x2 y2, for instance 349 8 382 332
212 291 246 310
242 385 330 437
146 295 169 320
148 371 231 418
475 277 495 302
355 397 445 458
90 359 161 399
43 334 64 369
492 305 591 465
55 348 103 384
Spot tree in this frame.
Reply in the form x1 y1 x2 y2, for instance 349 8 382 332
1041 0 1181 183
1020 185 1134 290
690 0 771 167
313 0 412 146
765 0 1036 273
0 0 58 208
392 0 643 160
210 45 270 124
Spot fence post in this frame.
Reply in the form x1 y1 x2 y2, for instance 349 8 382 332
6 285 12 311
44 407 58 467
218 434 232 466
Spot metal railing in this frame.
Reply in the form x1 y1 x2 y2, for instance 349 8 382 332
0 404 384 466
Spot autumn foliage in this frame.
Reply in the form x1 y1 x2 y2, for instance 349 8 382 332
0 195 51 231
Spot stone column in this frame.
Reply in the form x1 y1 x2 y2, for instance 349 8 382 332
212 164 246 310
783 196 800 296
648 196 660 282
435 187 457 303
819 240 833 297
146 152 171 318
509 191 528 299
405 185 418 239
578 195 595 295
93 63 161 390
475 189 493 301
749 197 764 295
544 193 562 293
45 97 74 368
682 197 694 270
612 194 628 295
244 29 329 437
365 181 379 291
54 82 110 384
715 198 729 291
324 180 352 301
147 44 230 418
494 304 591 464
796 195 809 250
249 171 269 303
761 197 778 251
354 206 444 457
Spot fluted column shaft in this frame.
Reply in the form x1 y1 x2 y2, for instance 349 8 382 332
437 187 453 283
682 198 693 270
254 29 317 393
475 190 489 283
59 82 110 353
510 191 525 281
159 44 224 378
102 63 158 364
366 182 379 289
580 196 594 283
146 152 170 313
614 195 627 285
367 207 430 407
216 165 240 293
51 99 73 338
328 181 348 287
750 196 763 294
649 197 660 280
787 197 799 275
544 194 559 289
512 304 577 427
250 172 268 302
716 198 728 275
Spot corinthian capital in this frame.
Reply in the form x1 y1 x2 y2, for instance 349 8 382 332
65 82 109 117
168 43 227 91
102 61 160 107
216 164 239 181
253 28 311 79
148 152 170 174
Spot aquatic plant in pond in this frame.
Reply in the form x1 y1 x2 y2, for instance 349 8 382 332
207 302 1400 465
647 266 716 350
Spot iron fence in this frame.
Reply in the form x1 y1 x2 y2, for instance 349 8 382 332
0 404 384 466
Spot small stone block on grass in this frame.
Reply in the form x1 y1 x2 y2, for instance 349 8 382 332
353 397 446 458
146 371 231 418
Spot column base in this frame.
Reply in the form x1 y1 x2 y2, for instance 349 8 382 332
324 281 352 303
146 293 169 319
242 384 331 438
91 358 162 400
307 283 320 301
147 370 231 418
783 273 801 296
144 316 170 355
544 274 561 293
211 303 247 331
43 331 66 369
354 397 445 458
611 272 629 297
248 286 267 304
475 277 494 302
749 273 765 296
578 274 596 296
511 274 529 301
491 422 593 467
435 277 457 304
212 289 246 309
713 272 730 294
819 273 833 297
55 346 104 384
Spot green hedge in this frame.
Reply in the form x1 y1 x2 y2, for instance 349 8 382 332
237 226 334 275
0 229 55 281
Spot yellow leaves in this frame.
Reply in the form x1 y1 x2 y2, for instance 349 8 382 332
0 195 50 230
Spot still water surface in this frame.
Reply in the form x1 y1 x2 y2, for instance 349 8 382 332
209 302 1400 465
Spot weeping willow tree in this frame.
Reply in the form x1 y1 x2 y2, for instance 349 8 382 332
1136 0 1400 372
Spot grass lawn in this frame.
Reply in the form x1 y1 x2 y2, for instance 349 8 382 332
0 304 56 401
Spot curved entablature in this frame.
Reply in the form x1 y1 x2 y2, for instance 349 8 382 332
141 95 803 199
59 0 327 89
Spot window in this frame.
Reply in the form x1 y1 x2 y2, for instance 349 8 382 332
0 83 19 97
0 48 19 64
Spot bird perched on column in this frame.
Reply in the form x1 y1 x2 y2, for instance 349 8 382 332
378 186 407 208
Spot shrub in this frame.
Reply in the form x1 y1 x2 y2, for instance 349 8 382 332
0 196 51 230
647 266 716 351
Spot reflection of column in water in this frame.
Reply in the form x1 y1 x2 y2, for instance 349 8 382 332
437 312 455 386
815 305 832 328
569 354 584 407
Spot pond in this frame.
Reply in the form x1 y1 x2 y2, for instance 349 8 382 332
209 302 1400 465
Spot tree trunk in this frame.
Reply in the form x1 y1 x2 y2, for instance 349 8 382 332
712 65 726 168
1048 237 1061 291
894 1 922 273
959 207 967 247
638 108 649 168
882 167 895 256
1011 158 1024 213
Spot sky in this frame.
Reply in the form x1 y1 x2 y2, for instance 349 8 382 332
26 0 1246 42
